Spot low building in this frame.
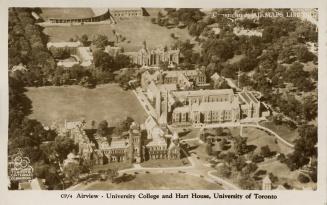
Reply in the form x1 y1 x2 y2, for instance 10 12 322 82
47 41 93 67
18 178 47 190
109 8 144 18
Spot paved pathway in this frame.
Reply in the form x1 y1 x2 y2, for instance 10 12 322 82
241 124 294 148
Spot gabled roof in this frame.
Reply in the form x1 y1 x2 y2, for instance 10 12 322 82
263 175 271 184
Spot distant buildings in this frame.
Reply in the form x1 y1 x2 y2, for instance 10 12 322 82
47 8 144 24
141 69 206 91
48 9 112 24
109 8 144 18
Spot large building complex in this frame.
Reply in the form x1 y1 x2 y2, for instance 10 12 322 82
140 67 261 127
62 116 181 166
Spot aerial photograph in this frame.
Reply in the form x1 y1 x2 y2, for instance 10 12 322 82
8 8 318 191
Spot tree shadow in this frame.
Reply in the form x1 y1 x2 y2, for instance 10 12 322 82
113 173 136 184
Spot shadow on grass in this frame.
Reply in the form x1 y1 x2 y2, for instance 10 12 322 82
113 174 136 184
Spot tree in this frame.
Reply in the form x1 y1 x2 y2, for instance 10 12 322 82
303 96 317 121
269 172 279 183
206 142 213 155
54 135 76 162
80 34 89 46
92 35 109 49
63 162 81 180
232 156 247 171
251 154 264 163
222 152 236 166
286 125 317 170
216 163 231 178
234 137 248 155
242 163 258 175
113 117 134 135
238 175 258 190
296 45 314 63
219 138 229 151
260 145 273 158
97 120 109 137
93 50 114 72
298 173 310 183
114 54 131 69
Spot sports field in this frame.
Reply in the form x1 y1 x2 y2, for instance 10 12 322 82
41 8 193 52
25 84 148 127
40 8 95 19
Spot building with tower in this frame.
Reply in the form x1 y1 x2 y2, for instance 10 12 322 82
62 117 181 165
262 175 272 190
125 41 180 67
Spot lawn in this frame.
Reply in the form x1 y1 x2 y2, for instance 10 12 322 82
141 158 190 168
25 84 148 127
78 173 223 190
260 121 299 144
42 9 193 52
242 127 294 155
92 162 133 172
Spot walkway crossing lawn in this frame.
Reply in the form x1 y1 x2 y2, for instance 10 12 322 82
260 121 299 144
242 127 294 155
25 84 148 127
80 173 223 190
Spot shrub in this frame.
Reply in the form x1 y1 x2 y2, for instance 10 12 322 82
252 154 265 163
298 173 310 183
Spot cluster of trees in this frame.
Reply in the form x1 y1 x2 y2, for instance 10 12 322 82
154 8 205 35
8 77 73 189
9 8 134 89
9 8 56 86
285 125 317 172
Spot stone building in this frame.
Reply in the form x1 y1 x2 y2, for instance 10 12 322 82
238 91 260 118
125 42 180 67
62 117 181 166
170 89 241 125
109 8 144 18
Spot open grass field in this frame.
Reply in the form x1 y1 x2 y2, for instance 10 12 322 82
260 121 299 144
42 8 193 52
40 8 95 19
92 162 133 172
242 127 294 154
80 173 223 190
25 84 148 127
